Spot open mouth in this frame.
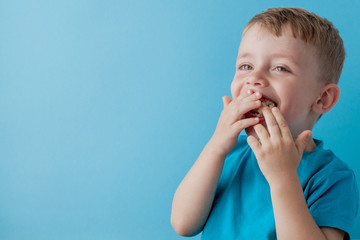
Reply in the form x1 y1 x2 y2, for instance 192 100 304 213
246 97 278 118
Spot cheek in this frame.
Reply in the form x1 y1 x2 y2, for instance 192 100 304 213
277 91 301 120
230 77 243 99
281 94 310 122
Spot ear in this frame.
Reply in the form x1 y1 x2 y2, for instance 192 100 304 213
312 84 340 114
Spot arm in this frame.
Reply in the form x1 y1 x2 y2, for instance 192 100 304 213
170 139 227 236
270 173 345 240
171 91 262 236
247 107 345 240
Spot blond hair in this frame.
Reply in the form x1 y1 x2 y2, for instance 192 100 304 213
244 7 345 84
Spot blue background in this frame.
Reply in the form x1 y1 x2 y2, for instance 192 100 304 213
1 0 359 239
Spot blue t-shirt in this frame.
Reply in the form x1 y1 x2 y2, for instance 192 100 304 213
201 136 359 240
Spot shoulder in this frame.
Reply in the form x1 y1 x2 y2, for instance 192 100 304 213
300 140 357 195
300 139 359 237
300 139 354 178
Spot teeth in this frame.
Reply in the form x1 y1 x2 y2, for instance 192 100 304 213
250 99 276 117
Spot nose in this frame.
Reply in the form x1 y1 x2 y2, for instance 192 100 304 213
245 70 269 87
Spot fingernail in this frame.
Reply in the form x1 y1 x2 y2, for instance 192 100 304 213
255 92 261 97
247 89 252 95
271 107 278 112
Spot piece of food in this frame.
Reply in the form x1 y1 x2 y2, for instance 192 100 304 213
248 98 277 118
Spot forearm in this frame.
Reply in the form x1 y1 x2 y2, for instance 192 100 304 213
171 139 226 236
270 175 327 240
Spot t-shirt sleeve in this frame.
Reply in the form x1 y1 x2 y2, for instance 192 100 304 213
306 169 359 237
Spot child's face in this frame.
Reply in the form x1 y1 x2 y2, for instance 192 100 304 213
231 24 324 138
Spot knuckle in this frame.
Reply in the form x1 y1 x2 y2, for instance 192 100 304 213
258 151 266 159
268 119 277 127
284 139 294 147
232 122 242 131
279 120 288 128
272 138 281 145
263 143 272 152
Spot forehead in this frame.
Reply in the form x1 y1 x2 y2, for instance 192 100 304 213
242 22 299 43
238 24 321 82
240 24 300 51
238 24 317 64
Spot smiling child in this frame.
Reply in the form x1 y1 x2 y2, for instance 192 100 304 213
171 7 358 240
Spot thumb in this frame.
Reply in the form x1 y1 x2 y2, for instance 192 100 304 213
295 130 313 154
222 96 232 108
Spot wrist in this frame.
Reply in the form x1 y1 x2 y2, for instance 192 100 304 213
268 171 300 192
205 138 229 160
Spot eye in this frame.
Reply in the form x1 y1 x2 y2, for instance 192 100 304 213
274 66 289 72
238 64 253 70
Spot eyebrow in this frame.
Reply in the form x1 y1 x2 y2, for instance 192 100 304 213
236 53 252 62
237 53 299 66
269 53 299 65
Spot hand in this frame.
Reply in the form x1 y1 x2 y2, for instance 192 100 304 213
247 107 312 186
209 91 262 157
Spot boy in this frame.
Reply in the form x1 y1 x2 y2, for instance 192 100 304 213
171 7 358 240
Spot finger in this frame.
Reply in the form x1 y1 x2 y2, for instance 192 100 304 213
232 117 260 133
227 98 261 123
235 99 261 117
253 123 270 141
247 135 261 150
271 107 292 139
236 91 262 103
222 96 232 108
295 130 312 154
262 107 282 138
